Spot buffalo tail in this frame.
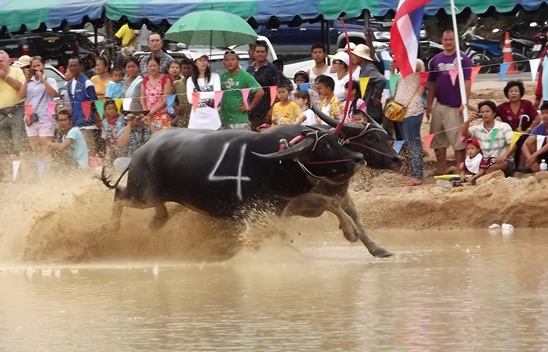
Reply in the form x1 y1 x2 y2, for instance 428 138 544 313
100 166 129 190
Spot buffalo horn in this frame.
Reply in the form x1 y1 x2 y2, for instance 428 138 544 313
311 104 365 136
252 136 315 161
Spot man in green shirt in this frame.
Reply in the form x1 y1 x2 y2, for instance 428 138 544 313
220 52 264 130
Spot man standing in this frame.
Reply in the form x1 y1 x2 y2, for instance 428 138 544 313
172 58 193 128
427 29 472 175
220 52 264 130
241 44 255 71
139 33 174 76
246 40 279 130
351 44 387 124
306 43 330 83
0 51 26 181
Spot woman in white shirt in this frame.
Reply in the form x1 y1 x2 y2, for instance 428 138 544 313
327 52 350 101
186 54 221 130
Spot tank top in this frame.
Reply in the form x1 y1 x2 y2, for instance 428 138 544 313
308 65 330 82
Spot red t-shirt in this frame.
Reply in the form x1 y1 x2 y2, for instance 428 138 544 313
496 100 538 131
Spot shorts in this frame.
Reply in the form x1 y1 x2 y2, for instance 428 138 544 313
26 122 55 137
0 105 29 154
430 103 465 151
221 123 251 131
486 157 515 177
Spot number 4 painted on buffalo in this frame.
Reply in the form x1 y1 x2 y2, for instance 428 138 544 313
208 142 251 201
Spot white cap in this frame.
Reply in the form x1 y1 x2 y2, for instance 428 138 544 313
188 51 209 61
327 52 349 66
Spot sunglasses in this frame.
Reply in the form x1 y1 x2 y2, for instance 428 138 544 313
224 50 236 56
332 60 342 64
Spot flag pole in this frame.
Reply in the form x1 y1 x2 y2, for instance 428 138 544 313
449 0 469 121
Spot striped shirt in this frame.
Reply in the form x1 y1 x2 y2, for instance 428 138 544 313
469 120 513 159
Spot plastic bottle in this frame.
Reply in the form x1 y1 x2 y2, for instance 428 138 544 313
541 159 548 172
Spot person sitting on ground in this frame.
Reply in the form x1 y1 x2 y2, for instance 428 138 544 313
101 100 126 162
294 90 317 125
271 83 301 125
521 102 548 173
317 75 344 121
496 80 540 133
453 138 488 186
105 67 125 100
42 110 89 169
461 100 515 177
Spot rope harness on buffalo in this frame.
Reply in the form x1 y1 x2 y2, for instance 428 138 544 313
338 123 399 160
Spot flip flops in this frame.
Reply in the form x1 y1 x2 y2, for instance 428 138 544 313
402 178 423 186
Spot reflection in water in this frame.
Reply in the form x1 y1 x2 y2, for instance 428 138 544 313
1 229 548 351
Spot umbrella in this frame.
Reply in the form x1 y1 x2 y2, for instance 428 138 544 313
164 10 258 47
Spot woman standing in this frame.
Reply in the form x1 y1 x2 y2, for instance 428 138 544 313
140 57 172 130
186 54 221 130
392 59 425 186
121 57 143 110
90 56 112 100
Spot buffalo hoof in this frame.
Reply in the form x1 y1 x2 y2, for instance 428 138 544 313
149 217 168 231
342 230 359 243
371 248 393 258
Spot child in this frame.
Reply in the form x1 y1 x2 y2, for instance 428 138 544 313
351 108 367 124
343 80 366 123
294 90 317 125
168 61 181 83
271 84 301 125
105 67 124 99
317 75 343 121
101 100 126 161
454 138 488 186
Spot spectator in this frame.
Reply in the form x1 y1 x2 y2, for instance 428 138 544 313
272 59 294 92
496 80 540 132
168 61 181 83
63 56 99 156
140 56 172 130
392 59 426 187
18 56 58 164
293 90 317 125
534 27 548 108
43 110 88 169
105 67 124 100
352 107 367 124
317 75 343 121
294 71 309 86
114 108 157 172
327 52 350 101
521 102 548 173
427 28 472 175
115 24 138 48
139 33 174 76
306 43 330 83
293 70 319 105
257 123 270 133
351 44 387 124
461 100 515 177
241 44 255 71
453 138 487 186
172 58 193 128
187 53 221 130
342 80 366 123
271 83 301 125
91 56 112 101
101 100 125 161
246 40 279 130
120 57 142 109
220 51 264 130
0 51 26 181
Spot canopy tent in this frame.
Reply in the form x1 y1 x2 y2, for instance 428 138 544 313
0 0 105 33
105 0 548 25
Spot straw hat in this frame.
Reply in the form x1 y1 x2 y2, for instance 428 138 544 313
337 42 356 52
351 44 373 61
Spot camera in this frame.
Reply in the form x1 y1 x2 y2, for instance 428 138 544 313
476 113 483 119
29 68 37 75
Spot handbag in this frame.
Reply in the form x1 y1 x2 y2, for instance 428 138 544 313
26 85 48 127
384 82 421 123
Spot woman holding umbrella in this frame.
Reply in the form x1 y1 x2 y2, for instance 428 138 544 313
186 53 221 130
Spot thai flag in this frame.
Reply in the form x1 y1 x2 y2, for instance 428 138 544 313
390 0 431 79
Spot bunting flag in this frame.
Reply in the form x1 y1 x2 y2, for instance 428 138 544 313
393 140 405 153
537 135 546 152
114 98 123 113
37 159 46 177
192 92 199 112
12 160 21 182
81 101 91 121
489 129 499 147
122 98 132 111
419 71 429 90
166 94 175 113
458 135 465 145
500 63 510 82
359 77 369 96
470 66 481 85
299 83 309 92
510 131 521 149
94 100 104 120
449 68 458 86
24 104 33 125
241 88 251 110
530 58 541 82
423 133 434 150
389 74 399 95
269 85 277 106
47 102 56 121
214 91 223 109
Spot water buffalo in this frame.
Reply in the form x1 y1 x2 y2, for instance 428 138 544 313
101 127 400 255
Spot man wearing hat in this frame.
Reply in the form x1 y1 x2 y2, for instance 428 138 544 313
0 52 27 181
351 44 387 124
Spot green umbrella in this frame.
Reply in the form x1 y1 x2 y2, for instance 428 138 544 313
164 10 258 47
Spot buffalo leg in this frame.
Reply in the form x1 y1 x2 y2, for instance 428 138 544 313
149 202 169 231
283 193 360 243
340 195 393 258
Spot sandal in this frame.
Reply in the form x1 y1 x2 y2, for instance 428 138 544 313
402 178 423 186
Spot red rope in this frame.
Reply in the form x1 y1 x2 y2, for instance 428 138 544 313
335 17 353 137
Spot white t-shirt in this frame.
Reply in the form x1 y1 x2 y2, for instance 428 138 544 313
301 108 317 126
186 73 222 130
308 65 330 82
331 73 350 101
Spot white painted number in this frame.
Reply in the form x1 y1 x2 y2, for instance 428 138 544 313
208 142 251 201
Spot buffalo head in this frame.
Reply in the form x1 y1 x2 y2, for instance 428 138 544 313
252 129 365 179
312 105 402 171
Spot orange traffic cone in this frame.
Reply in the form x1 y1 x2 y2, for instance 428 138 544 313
503 31 521 74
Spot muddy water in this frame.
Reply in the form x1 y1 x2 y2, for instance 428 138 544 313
1 229 548 351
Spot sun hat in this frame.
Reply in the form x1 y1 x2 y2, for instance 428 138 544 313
12 55 32 67
337 42 356 52
351 44 374 61
327 52 349 66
